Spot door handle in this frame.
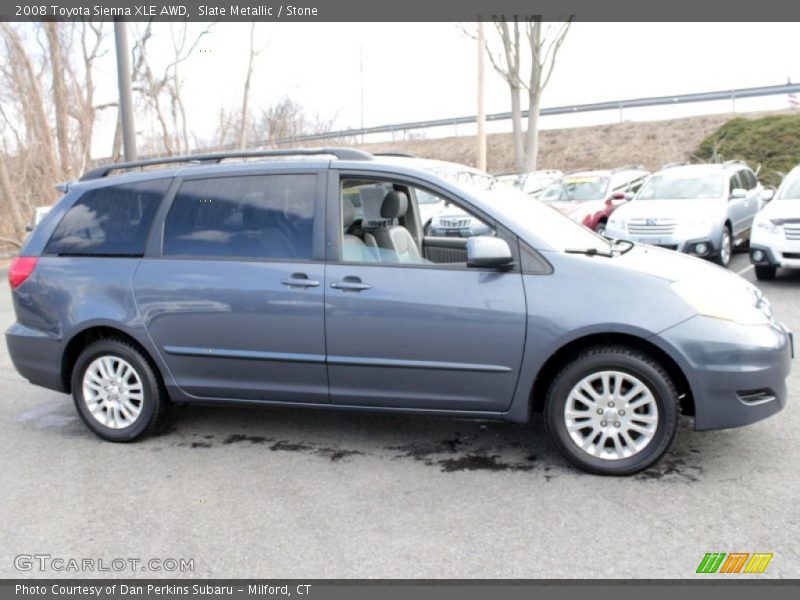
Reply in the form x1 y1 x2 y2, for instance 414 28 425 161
330 276 371 292
281 273 320 288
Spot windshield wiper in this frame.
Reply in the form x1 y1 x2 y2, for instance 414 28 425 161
564 247 614 258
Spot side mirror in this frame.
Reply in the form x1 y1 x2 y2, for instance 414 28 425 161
624 192 634 201
730 188 747 200
761 189 775 203
466 236 514 269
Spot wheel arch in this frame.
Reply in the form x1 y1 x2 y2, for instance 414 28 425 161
530 332 695 417
61 325 162 394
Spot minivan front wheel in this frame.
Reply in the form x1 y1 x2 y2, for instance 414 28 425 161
71 339 167 442
544 346 679 475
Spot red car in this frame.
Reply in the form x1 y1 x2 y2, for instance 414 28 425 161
539 167 650 234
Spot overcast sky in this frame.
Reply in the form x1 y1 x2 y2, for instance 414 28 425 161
87 22 800 152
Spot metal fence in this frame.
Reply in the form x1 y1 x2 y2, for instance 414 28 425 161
254 83 800 148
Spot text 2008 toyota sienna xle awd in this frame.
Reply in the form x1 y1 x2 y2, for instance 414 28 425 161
5 149 793 475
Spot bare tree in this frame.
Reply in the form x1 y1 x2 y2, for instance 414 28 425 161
485 19 525 171
485 16 571 171
476 21 487 172
131 22 214 155
70 22 109 173
522 17 570 171
237 23 262 149
0 23 109 248
44 22 71 178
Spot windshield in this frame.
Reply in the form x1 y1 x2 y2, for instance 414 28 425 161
424 165 497 191
776 177 800 200
636 174 723 200
540 176 609 201
467 184 611 253
416 189 443 205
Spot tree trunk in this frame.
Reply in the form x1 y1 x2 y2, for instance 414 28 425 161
238 23 257 150
0 151 26 240
476 22 486 172
45 23 71 179
111 112 122 161
525 89 542 172
510 86 524 172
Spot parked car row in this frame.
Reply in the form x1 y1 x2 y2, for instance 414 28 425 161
502 159 800 277
538 167 649 235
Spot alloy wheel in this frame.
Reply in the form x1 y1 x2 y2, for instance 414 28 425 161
563 370 659 460
82 355 145 429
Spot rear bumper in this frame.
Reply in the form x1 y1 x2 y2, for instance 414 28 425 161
5 323 66 393
657 316 792 430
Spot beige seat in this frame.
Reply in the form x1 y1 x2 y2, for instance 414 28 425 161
341 198 377 262
368 191 422 263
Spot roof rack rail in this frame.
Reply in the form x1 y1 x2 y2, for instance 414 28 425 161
372 152 418 158
660 161 690 170
79 147 374 181
611 164 647 172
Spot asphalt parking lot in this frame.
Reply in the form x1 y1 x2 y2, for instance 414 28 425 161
0 252 798 579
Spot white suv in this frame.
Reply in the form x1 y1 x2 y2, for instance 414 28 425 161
605 162 768 268
750 165 800 280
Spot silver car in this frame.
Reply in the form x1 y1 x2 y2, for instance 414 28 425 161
605 162 770 268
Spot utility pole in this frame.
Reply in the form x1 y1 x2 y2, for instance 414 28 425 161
476 21 487 172
360 45 365 145
114 20 137 161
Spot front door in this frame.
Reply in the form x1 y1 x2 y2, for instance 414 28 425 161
324 175 527 413
134 170 329 403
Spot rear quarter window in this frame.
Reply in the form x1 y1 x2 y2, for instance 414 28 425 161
45 179 170 256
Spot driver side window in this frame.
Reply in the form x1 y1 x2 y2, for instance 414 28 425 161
338 177 494 267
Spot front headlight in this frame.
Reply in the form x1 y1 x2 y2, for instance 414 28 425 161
608 216 626 230
755 219 780 235
671 279 772 326
677 216 715 236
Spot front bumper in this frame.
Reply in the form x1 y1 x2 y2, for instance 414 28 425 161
750 238 800 269
604 228 717 258
655 315 792 430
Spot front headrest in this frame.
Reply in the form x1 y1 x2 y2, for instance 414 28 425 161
342 197 357 228
381 191 409 219
360 186 392 229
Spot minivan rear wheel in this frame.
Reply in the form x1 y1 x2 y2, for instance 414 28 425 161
544 346 679 475
71 339 167 442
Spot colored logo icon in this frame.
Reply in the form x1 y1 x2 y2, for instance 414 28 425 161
696 553 773 574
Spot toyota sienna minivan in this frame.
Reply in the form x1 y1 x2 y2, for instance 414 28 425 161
5 149 793 475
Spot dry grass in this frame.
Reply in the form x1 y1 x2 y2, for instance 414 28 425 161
356 109 795 174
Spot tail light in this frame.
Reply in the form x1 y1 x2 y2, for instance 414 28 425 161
8 256 38 290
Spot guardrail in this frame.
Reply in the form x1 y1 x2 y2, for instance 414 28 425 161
246 83 800 148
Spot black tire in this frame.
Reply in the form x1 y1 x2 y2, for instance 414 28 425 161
755 265 776 281
713 225 732 268
543 346 679 476
71 338 168 442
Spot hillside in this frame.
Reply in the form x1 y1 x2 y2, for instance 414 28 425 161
358 110 793 174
